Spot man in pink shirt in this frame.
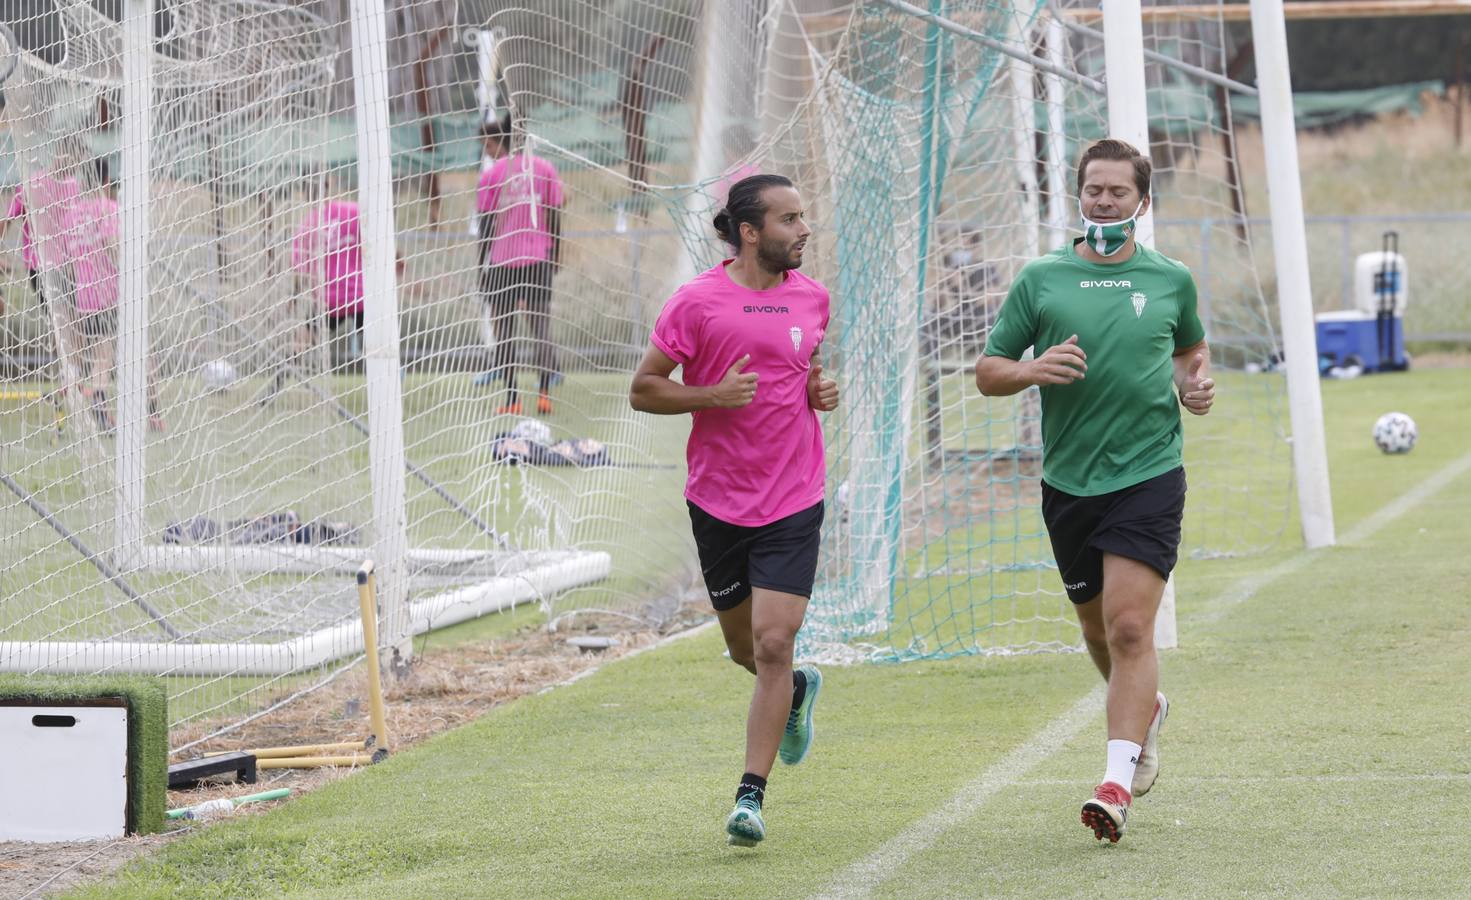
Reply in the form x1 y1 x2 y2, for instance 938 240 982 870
474 117 565 416
630 174 839 849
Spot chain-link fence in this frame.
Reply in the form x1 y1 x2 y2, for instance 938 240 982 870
1157 213 1471 345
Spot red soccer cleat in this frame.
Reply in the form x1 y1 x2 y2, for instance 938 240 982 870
1081 781 1131 843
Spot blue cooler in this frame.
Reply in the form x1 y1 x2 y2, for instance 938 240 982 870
1314 310 1404 373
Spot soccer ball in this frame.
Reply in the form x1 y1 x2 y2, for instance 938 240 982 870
201 358 237 392
1372 412 1417 454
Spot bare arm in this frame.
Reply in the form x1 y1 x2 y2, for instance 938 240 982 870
629 343 757 414
975 355 1035 396
475 207 492 271
975 335 1087 396
547 206 562 268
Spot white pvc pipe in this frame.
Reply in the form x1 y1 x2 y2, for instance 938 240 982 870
475 29 499 120
0 553 610 676
1009 0 1040 257
1102 0 1175 649
1249 0 1335 548
116 0 153 569
349 0 412 656
140 544 570 575
1043 15 1068 250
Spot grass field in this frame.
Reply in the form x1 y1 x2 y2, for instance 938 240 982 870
65 366 1471 898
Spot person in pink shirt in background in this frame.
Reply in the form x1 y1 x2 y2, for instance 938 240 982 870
1 172 83 316
267 193 403 402
291 198 367 362
59 186 164 432
629 174 839 849
474 116 565 416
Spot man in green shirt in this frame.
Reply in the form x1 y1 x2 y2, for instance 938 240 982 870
976 138 1215 844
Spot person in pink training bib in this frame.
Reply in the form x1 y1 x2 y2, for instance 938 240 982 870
629 174 839 849
474 117 565 416
1 173 82 315
292 198 366 353
58 190 164 431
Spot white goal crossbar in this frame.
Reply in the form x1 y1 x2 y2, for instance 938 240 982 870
0 551 609 676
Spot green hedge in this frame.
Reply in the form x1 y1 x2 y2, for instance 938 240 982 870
0 675 167 835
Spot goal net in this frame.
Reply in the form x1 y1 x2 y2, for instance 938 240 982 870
0 0 1297 748
0 0 608 750
480 0 1292 662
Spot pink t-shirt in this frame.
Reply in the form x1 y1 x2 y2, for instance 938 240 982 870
477 153 565 268
651 261 831 526
292 200 363 315
60 196 119 314
10 175 82 271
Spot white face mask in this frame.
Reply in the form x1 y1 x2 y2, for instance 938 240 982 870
1080 199 1145 257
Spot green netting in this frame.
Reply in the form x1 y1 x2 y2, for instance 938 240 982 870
654 0 1290 662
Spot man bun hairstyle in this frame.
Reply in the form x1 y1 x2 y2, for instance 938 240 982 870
713 173 794 251
1076 138 1152 198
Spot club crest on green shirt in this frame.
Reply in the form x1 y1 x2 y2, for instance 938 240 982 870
1130 291 1147 318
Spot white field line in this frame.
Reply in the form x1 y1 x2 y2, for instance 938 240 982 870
812 448 1471 900
809 687 1106 900
1187 447 1471 630
1014 772 1471 787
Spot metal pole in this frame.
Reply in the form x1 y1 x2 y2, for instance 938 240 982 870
349 0 413 655
876 0 1105 93
1250 0 1336 548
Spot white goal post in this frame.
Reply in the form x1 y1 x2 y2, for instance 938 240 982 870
0 0 610 685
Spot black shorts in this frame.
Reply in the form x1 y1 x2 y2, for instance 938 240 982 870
327 309 364 333
77 308 117 338
482 261 553 316
305 307 362 337
687 499 825 611
1041 466 1186 604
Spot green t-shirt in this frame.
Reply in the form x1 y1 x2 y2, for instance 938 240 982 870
983 240 1206 496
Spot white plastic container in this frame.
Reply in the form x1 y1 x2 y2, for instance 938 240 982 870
1353 250 1407 317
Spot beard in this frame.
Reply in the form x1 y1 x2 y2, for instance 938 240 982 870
756 234 804 271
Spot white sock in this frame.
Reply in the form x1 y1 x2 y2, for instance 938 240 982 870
1103 739 1141 794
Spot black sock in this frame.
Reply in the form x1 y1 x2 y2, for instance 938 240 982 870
790 669 807 712
737 772 766 808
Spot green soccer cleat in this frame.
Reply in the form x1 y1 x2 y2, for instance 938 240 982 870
779 664 823 766
725 797 766 847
